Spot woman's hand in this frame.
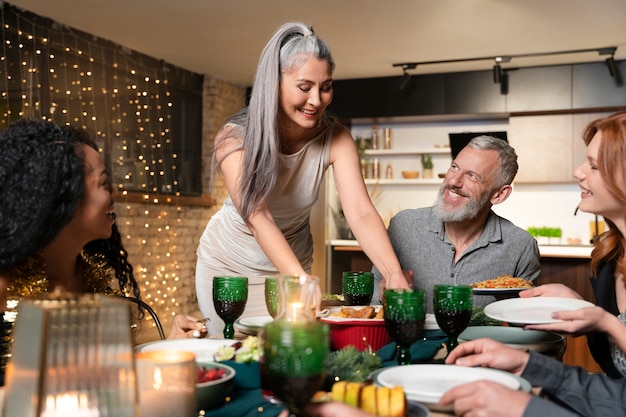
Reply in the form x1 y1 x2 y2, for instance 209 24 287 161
167 314 208 339
525 306 615 335
519 283 582 299
439 380 530 417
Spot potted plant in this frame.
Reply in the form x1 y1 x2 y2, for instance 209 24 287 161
421 154 433 179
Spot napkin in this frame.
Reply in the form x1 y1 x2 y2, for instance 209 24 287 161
376 330 447 367
201 361 283 417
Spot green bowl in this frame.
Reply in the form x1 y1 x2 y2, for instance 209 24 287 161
195 361 236 411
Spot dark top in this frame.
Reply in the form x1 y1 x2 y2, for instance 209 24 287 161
588 262 621 378
523 351 626 416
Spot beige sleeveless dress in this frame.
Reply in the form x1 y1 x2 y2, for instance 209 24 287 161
196 126 333 336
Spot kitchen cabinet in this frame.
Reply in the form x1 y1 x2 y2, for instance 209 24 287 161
573 61 626 109
444 71 506 114
328 60 625 120
506 65 572 112
509 112 613 183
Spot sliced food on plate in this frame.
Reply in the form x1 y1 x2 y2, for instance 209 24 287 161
471 275 534 296
471 274 533 289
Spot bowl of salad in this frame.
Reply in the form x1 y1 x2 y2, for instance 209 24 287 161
195 361 236 411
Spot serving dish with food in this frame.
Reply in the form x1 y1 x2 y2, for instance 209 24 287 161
471 274 533 296
319 306 390 351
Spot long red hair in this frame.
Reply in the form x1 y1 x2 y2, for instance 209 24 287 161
586 111 626 278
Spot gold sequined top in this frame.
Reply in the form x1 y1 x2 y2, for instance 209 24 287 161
1 252 122 383
6 251 119 298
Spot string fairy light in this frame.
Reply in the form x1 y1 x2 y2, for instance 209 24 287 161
0 3 203 338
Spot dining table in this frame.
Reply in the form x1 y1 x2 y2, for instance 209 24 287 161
202 329 452 417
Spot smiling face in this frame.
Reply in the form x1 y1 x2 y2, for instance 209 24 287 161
278 56 333 132
433 147 500 222
573 131 624 223
64 144 117 244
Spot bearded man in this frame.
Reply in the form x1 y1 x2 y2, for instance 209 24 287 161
372 135 540 311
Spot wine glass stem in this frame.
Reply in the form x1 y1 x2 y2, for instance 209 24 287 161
447 336 458 354
398 345 411 365
224 323 235 339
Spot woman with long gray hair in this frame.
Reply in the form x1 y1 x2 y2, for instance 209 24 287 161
196 22 408 336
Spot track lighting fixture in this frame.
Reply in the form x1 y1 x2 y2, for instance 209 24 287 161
492 63 501 84
393 46 620 93
397 63 417 91
393 46 618 78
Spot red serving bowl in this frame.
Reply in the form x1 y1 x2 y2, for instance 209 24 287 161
318 306 391 351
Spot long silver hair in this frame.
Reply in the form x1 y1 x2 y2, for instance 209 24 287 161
213 22 335 221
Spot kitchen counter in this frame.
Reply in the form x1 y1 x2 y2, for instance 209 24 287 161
330 239 592 259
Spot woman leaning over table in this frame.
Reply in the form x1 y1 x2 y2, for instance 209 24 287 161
195 22 409 336
520 110 626 378
0 119 205 385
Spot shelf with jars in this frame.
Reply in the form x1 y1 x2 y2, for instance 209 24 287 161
356 125 452 184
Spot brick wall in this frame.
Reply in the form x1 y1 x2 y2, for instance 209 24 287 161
117 77 246 343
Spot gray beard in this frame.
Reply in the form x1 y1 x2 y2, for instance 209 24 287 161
432 184 491 222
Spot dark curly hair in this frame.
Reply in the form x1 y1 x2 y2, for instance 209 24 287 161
0 118 141 302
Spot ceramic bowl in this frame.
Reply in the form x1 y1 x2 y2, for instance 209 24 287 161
195 361 236 411
401 170 420 179
318 306 391 351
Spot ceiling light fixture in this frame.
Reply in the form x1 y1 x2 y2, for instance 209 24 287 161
393 46 617 76
397 63 417 91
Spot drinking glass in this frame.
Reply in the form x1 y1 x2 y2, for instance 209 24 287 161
382 288 426 365
342 271 375 306
265 277 279 318
263 319 329 416
261 275 328 416
433 284 473 354
213 276 248 339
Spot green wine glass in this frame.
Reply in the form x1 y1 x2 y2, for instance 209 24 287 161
383 288 426 365
433 284 473 354
213 276 248 339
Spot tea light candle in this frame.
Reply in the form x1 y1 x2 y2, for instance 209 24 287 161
289 302 304 321
135 350 196 417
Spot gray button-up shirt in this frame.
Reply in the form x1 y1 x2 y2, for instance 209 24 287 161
372 206 541 312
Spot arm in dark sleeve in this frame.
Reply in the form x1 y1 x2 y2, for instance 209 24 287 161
522 351 626 417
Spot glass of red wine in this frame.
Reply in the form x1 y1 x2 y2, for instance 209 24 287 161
433 284 473 355
383 288 426 365
213 276 248 339
261 275 328 416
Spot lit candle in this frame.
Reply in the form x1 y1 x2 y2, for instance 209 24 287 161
290 302 303 321
135 350 196 417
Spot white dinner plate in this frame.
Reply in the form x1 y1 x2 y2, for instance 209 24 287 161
484 297 594 325
472 287 526 296
134 338 237 362
372 364 529 412
234 315 273 335
459 326 564 352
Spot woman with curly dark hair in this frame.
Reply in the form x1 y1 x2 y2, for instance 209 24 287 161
0 118 205 384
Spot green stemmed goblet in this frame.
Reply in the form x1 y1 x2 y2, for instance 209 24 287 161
433 284 473 354
383 288 426 365
213 276 248 339
264 277 279 318
342 271 375 306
